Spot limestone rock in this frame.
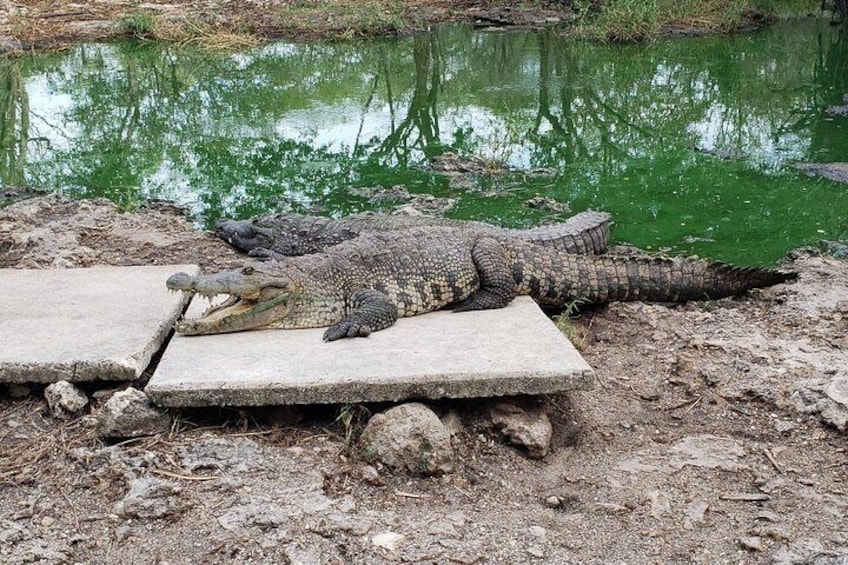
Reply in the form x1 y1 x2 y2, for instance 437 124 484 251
359 403 453 476
489 402 552 458
113 477 181 519
440 410 464 437
372 531 405 554
97 387 171 439
795 162 848 184
668 434 747 471
218 501 288 531
790 376 848 431
44 381 88 419
176 436 267 473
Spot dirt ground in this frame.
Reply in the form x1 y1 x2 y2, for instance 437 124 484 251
0 0 577 51
1 194 847 564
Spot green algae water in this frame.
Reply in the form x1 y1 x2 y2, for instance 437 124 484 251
1 20 846 264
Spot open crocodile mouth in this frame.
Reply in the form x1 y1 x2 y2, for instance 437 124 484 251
166 270 294 335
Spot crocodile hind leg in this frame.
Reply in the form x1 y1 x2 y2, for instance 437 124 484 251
453 237 516 312
323 289 399 341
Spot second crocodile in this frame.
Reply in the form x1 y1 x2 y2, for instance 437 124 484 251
214 210 612 259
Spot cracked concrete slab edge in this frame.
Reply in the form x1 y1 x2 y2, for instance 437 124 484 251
146 369 596 407
0 264 199 383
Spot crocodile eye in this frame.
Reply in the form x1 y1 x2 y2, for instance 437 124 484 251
242 266 255 275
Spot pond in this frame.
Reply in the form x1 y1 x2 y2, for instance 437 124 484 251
1 19 846 265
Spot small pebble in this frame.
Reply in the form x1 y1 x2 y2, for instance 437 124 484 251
739 536 765 552
544 496 562 508
362 465 381 485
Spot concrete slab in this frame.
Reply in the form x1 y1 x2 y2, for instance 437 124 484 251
0 265 197 383
146 296 594 407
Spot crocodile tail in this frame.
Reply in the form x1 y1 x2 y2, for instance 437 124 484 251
521 211 612 255
515 251 797 305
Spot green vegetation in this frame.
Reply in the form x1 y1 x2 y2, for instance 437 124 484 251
118 8 258 49
118 11 157 39
573 0 822 41
278 0 411 38
332 404 371 445
553 300 589 350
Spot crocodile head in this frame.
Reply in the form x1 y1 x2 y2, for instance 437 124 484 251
214 219 273 252
166 266 301 335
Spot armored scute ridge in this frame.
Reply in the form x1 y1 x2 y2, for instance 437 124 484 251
168 226 796 341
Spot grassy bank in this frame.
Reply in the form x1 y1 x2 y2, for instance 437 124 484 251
1 0 835 54
572 0 823 42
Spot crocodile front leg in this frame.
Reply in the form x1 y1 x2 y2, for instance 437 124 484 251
453 237 516 312
248 248 288 261
323 289 399 341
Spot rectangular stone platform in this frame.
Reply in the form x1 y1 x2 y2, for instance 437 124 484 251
0 265 197 383
146 296 595 407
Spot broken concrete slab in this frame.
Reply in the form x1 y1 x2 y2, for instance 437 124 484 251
0 265 197 383
146 296 595 407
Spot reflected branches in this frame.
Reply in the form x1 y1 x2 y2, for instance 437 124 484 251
374 34 444 165
0 62 30 186
0 23 844 259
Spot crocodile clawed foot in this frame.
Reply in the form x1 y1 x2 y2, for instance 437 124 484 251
323 321 373 342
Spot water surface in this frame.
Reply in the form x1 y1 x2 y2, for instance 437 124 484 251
1 20 846 264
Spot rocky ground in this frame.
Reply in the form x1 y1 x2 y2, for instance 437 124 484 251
0 194 846 564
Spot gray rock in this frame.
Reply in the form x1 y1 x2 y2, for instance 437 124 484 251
740 536 766 552
440 410 464 437
284 543 325 565
359 403 454 476
371 531 405 554
0 519 32 544
524 195 569 214
97 387 171 439
218 501 288 531
683 500 709 530
772 538 848 564
349 184 410 203
790 376 848 431
544 496 562 508
361 465 382 485
70 444 161 480
668 434 747 471
647 490 672 519
795 162 848 184
44 381 88 419
176 436 267 473
19 541 70 564
489 402 552 458
113 477 181 519
393 194 456 217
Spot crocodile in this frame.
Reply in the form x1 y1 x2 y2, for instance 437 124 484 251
167 227 796 341
214 210 612 259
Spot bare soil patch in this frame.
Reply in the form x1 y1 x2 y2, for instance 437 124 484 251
0 195 846 564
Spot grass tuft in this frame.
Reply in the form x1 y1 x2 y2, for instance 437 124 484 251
553 299 590 351
572 0 821 42
119 11 158 39
156 20 262 51
277 0 411 39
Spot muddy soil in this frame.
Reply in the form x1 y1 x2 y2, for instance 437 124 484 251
0 195 846 564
